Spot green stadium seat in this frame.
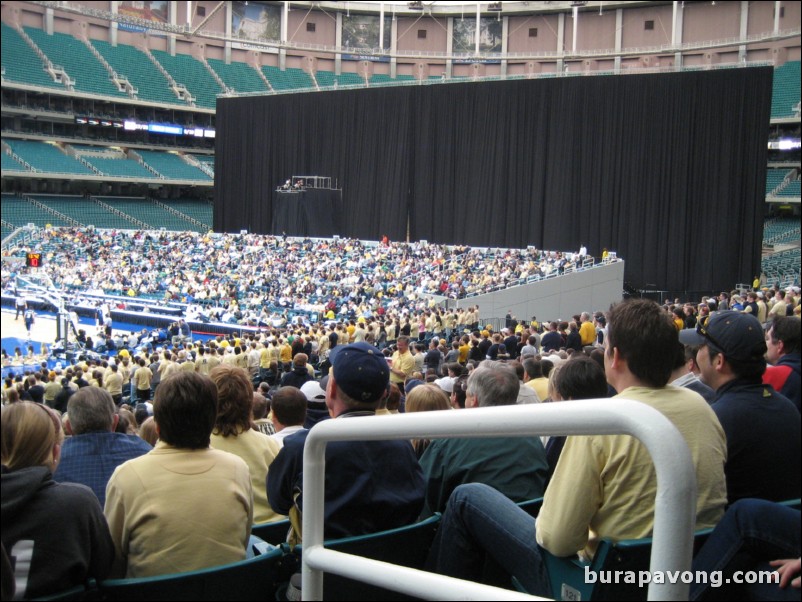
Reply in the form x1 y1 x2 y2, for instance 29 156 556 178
1 23 65 90
263 65 315 91
97 547 284 601
152 50 224 109
287 515 441 601
207 58 269 94
137 150 212 181
91 39 183 106
23 27 128 99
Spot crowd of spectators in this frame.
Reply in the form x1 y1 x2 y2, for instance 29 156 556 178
1 228 598 322
2 271 801 598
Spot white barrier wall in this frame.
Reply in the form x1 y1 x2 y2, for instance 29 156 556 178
454 260 625 323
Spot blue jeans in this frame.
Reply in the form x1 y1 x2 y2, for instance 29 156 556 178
426 483 551 596
690 498 801 601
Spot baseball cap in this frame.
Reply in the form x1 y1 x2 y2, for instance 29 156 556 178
679 311 766 362
300 380 326 402
434 376 455 394
329 342 389 404
404 379 424 395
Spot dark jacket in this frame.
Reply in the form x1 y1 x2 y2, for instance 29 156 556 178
1 466 114 599
267 413 425 540
280 365 312 389
712 379 801 504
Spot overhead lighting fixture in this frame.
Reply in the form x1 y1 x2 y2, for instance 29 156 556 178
408 1 423 10
488 2 503 11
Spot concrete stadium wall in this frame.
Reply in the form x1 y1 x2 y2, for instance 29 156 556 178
455 260 625 324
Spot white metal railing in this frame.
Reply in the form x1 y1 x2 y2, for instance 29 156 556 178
301 399 697 601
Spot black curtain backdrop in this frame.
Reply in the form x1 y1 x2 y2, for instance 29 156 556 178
215 67 772 293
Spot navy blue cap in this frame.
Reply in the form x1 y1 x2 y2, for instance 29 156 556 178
329 342 390 404
404 379 425 395
679 311 766 363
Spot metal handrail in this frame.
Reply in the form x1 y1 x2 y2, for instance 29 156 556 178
301 399 697 600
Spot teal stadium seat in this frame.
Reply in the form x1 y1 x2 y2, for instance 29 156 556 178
29 196 126 229
1 194 72 228
336 71 365 87
763 217 801 245
97 197 203 232
97 547 284 601
207 58 269 94
771 61 801 119
369 73 394 86
316 69 366 89
1 23 64 90
765 168 791 194
82 157 158 179
2 152 29 172
189 154 215 177
23 27 128 99
779 179 800 197
535 498 802 601
513 529 714 602
136 150 211 181
91 39 184 106
151 50 224 109
288 515 441 601
762 247 801 287
167 200 214 226
4 140 94 176
262 65 315 91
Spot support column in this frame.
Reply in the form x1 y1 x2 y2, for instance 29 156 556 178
335 11 342 75
572 5 578 54
446 16 454 78
475 3 481 55
379 3 385 50
111 1 118 46
500 15 508 78
169 2 176 54
225 1 232 63
773 1 781 34
673 1 683 71
390 12 398 78
281 1 289 70
614 8 622 73
557 12 565 72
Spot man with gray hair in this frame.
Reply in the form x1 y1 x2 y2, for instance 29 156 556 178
53 386 152 505
418 361 548 516
579 312 596 348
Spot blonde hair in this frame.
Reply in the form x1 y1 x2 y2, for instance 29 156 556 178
138 416 159 446
1 402 63 471
404 385 451 458
546 364 563 402
405 384 451 414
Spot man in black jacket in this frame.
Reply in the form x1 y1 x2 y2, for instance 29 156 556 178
280 354 313 389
